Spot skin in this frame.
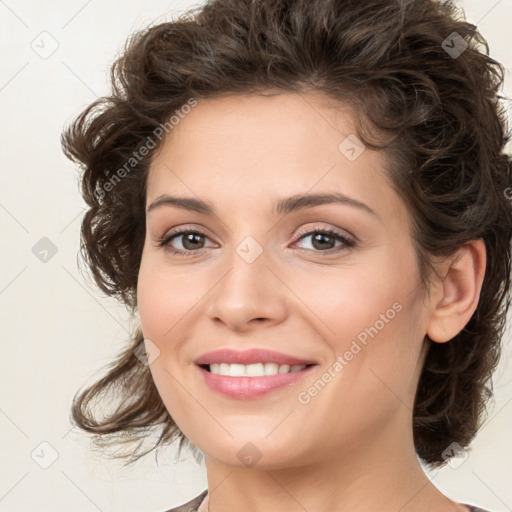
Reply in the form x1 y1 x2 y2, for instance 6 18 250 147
136 90 486 512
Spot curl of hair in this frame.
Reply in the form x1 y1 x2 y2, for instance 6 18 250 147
61 0 512 467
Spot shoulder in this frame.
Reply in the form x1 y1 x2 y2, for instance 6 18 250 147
162 490 208 512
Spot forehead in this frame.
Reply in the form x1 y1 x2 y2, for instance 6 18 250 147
146 92 407 224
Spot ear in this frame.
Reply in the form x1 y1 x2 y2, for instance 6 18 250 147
426 239 486 343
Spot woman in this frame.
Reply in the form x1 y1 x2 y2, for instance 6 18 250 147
61 0 511 510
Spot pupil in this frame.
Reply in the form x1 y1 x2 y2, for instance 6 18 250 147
313 233 334 250
183 233 204 250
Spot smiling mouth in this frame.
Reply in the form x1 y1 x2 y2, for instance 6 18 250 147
200 362 317 376
196 361 318 399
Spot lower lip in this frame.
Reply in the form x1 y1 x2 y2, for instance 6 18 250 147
196 364 317 399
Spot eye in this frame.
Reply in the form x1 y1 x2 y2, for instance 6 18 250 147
157 225 356 256
158 228 216 256
293 227 355 253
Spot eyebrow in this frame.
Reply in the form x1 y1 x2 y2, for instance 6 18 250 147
146 192 380 220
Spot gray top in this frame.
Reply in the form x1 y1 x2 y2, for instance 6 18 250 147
164 490 207 512
163 491 491 512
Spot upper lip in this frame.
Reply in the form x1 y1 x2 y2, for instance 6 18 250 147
194 348 318 366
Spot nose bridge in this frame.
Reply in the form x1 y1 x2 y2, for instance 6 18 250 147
208 234 287 329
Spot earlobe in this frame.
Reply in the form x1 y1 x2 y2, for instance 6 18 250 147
426 239 486 343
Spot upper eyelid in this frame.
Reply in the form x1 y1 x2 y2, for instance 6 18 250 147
162 224 348 238
162 224 216 241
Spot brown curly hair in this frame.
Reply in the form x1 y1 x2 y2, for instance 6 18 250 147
61 0 512 467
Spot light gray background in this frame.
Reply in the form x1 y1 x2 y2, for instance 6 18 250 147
1 0 511 511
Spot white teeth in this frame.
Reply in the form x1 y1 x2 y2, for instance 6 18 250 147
208 362 307 376
228 363 245 376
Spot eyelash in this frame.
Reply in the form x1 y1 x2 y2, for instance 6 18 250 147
157 226 356 257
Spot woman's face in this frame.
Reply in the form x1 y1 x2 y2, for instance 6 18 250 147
137 91 437 468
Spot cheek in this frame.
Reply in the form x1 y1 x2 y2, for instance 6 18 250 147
137 263 168 341
305 250 426 393
286 259 413 346
296 291 426 450
137 253 205 341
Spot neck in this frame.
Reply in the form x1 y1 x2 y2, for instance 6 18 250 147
202 411 463 512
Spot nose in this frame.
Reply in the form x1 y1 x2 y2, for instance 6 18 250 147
206 245 288 332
